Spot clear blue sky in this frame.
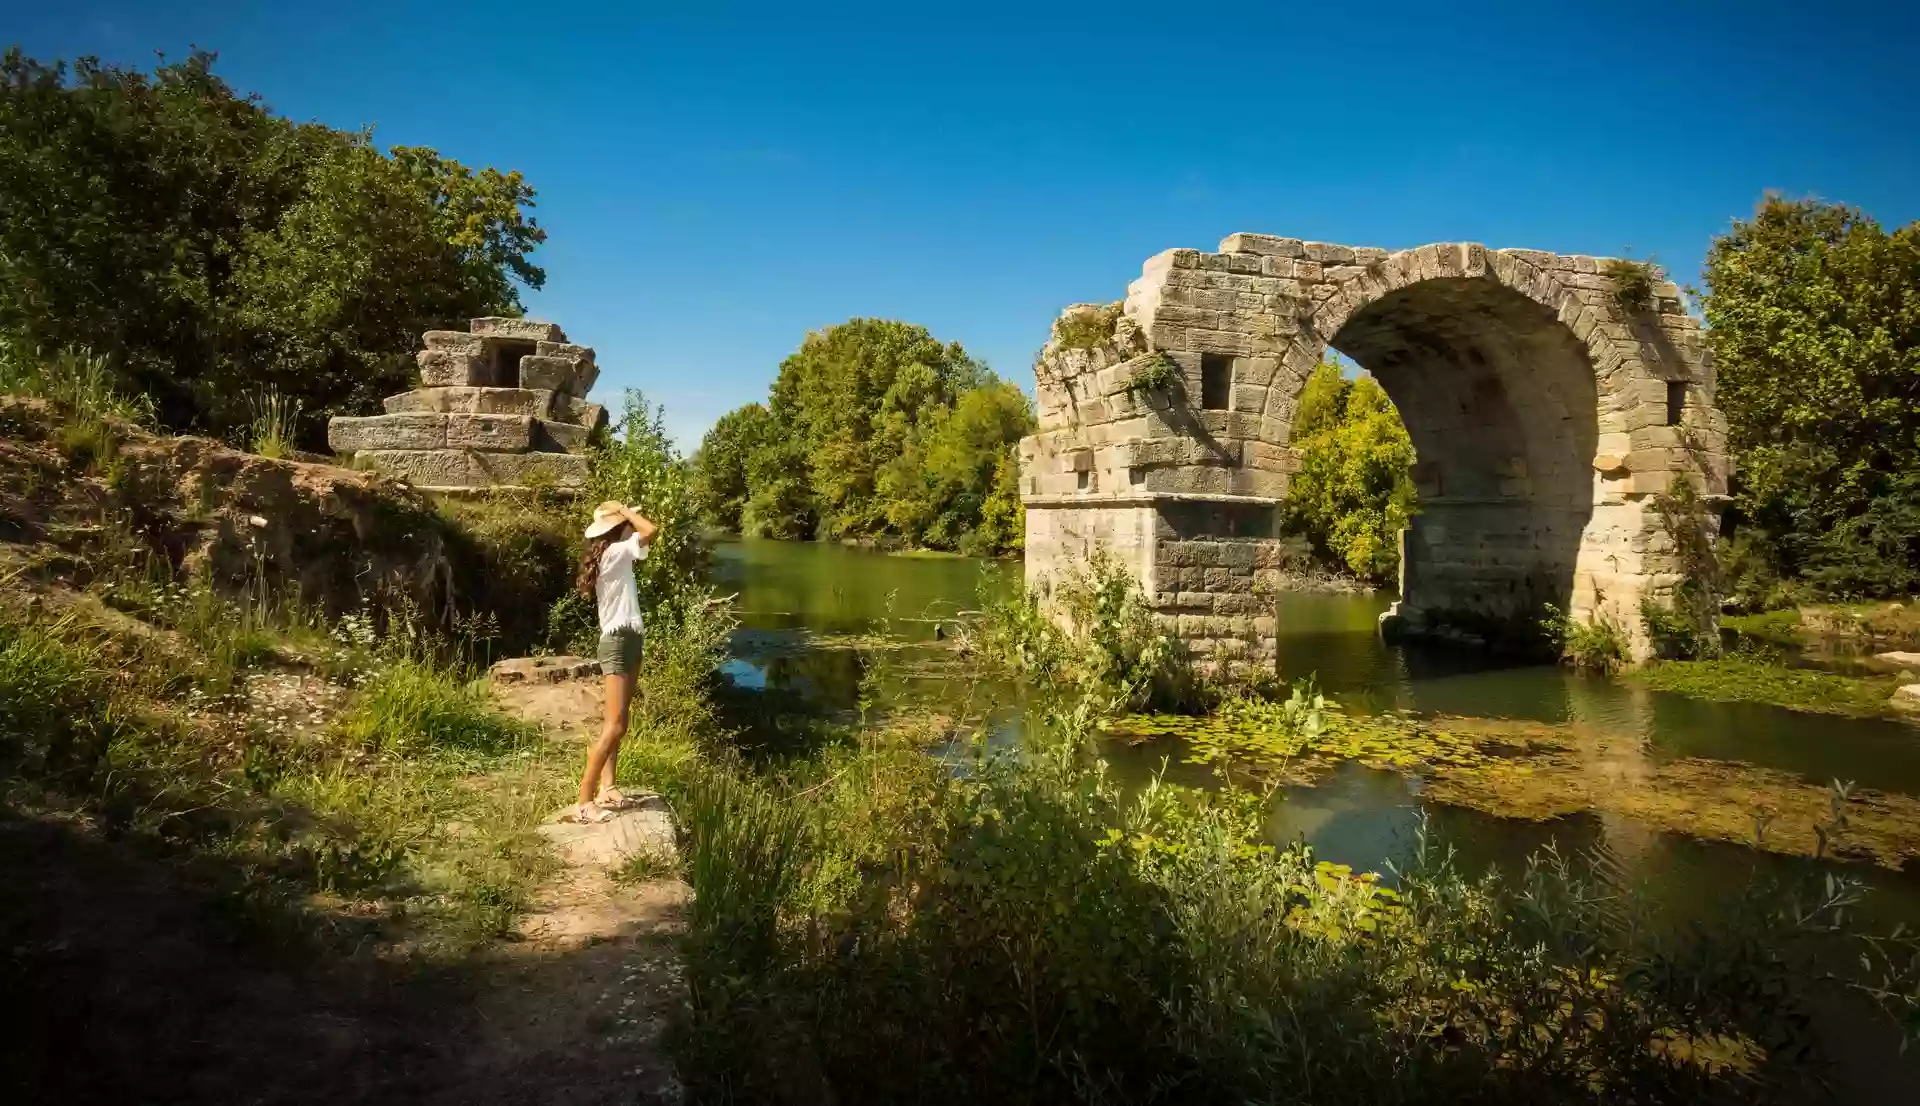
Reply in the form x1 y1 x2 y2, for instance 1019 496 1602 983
10 0 1918 446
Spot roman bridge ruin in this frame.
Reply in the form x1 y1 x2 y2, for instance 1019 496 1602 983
1018 234 1728 665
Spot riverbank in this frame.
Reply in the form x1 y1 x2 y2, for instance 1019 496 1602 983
1627 654 1917 720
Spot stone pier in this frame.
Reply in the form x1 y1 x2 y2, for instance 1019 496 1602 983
328 318 607 490
1019 235 1729 667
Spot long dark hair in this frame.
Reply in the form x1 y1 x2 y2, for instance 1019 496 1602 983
575 521 634 600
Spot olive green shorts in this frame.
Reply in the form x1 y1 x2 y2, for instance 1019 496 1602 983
597 628 644 677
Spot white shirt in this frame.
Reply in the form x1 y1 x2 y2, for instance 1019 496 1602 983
596 533 649 633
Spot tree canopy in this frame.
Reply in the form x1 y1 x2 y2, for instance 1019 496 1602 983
693 319 1033 556
1702 196 1920 601
1282 362 1417 583
0 48 544 442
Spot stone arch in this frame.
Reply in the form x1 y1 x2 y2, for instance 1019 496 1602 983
1020 233 1729 664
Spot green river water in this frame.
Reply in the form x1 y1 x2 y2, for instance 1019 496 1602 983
713 537 1920 1091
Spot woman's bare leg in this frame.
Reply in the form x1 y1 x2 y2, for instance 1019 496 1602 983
578 670 635 808
598 668 641 797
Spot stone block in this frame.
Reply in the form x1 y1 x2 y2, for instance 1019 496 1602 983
1215 594 1264 615
356 449 481 487
423 330 486 354
329 414 447 452
536 340 596 365
536 419 592 453
473 451 591 488
517 355 578 392
471 317 565 343
384 387 558 418
418 349 484 387
446 414 536 451
1302 242 1356 264
555 396 609 433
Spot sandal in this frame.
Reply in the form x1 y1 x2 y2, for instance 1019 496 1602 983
597 787 657 810
565 802 614 825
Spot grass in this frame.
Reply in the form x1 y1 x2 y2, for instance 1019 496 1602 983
670 701 1920 1104
331 655 539 757
1629 653 1909 718
0 340 155 426
1720 608 1807 649
0 579 569 957
243 387 303 459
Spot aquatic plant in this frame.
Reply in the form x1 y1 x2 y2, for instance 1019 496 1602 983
1541 603 1628 672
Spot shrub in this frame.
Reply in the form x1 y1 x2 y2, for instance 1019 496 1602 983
673 703 1920 1104
1602 256 1664 313
1542 603 1628 673
1124 352 1182 395
1053 302 1122 351
982 549 1193 716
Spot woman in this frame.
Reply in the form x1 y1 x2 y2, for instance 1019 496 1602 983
569 500 659 824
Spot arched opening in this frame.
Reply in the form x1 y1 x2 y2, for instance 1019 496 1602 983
1326 276 1600 634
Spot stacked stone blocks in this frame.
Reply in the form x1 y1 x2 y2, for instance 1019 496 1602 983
329 318 607 490
1022 232 1728 664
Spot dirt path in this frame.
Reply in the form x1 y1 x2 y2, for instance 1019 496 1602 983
3 657 695 1105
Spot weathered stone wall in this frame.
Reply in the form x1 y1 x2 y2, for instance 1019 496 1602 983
1021 233 1728 664
327 318 606 490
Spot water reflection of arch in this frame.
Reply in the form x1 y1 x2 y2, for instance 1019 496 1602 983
1563 672 1660 874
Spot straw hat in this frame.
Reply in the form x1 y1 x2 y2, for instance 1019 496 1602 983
583 501 630 540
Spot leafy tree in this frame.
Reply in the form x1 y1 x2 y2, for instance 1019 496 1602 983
1282 362 1417 582
588 390 708 616
1701 196 1920 600
694 319 1033 554
975 447 1026 557
0 48 543 442
766 319 989 540
690 403 772 531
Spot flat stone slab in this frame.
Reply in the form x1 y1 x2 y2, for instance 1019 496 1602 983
491 655 599 684
1873 651 1920 670
384 386 558 419
355 448 589 489
1893 685 1920 713
472 316 565 343
473 450 590 487
329 413 447 451
537 797 677 869
446 413 536 451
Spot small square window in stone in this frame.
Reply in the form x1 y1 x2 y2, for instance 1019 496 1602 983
1666 381 1687 426
1077 470 1090 491
1129 466 1145 486
1200 353 1233 410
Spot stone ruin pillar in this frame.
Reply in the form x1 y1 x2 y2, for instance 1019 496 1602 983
328 318 608 490
1020 304 1293 674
